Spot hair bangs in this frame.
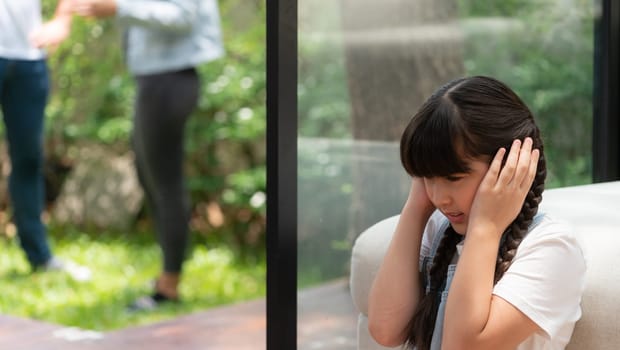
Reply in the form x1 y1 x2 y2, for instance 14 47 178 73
402 101 470 178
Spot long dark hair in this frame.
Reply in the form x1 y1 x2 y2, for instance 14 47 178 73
400 76 546 350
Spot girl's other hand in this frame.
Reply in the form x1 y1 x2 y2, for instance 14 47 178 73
468 137 539 236
407 177 436 223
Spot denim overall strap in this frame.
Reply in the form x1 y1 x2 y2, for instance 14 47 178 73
421 218 451 294
430 218 451 256
531 212 545 228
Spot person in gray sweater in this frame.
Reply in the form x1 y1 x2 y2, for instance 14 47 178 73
72 0 224 310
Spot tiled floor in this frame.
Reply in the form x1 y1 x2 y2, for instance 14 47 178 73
0 279 358 350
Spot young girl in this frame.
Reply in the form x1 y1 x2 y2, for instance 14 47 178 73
368 76 586 350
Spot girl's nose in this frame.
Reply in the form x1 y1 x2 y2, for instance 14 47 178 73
428 181 452 207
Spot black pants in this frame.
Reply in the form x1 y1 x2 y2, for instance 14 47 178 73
133 68 199 273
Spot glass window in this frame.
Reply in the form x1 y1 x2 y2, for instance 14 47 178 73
296 0 594 348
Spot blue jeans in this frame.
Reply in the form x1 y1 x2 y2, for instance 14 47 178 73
0 57 52 267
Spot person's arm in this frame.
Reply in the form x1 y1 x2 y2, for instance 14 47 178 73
72 0 198 33
442 138 541 350
367 177 435 347
30 0 74 49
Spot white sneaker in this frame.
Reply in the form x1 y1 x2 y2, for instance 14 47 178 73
43 257 92 282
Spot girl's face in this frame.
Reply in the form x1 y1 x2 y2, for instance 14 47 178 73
423 157 490 235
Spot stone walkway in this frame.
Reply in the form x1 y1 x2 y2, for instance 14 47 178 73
0 279 357 350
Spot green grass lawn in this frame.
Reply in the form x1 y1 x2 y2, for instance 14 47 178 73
0 226 266 331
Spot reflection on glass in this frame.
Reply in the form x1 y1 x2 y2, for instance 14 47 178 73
297 1 593 348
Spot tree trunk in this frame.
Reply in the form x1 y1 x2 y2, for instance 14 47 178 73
340 0 465 239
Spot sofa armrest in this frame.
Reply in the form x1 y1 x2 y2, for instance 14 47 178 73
350 215 401 350
350 215 400 316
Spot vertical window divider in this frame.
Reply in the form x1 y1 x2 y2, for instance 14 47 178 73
267 0 298 349
593 0 620 181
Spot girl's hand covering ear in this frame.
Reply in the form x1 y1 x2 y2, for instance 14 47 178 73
408 177 436 223
468 137 539 236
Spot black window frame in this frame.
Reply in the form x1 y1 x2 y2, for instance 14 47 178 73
593 0 620 182
266 0 297 349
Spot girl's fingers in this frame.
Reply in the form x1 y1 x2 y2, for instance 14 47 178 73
513 137 533 186
485 147 506 184
497 139 521 185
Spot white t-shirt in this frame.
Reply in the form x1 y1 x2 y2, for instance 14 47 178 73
421 211 587 350
0 0 45 59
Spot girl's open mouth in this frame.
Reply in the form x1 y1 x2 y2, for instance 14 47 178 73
444 211 465 224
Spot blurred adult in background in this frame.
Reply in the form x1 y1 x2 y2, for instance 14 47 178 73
0 0 91 281
72 0 224 310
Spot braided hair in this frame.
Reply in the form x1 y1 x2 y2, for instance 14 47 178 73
399 76 547 350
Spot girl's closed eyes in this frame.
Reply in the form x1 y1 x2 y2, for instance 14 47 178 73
444 175 465 182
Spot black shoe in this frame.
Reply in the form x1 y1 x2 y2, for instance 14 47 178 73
127 291 179 312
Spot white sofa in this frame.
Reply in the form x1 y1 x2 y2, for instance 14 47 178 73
350 181 620 350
